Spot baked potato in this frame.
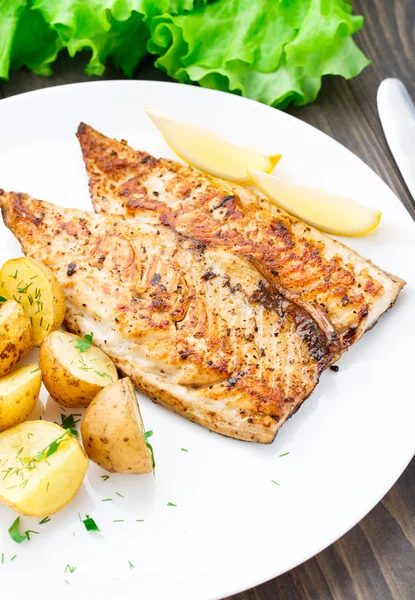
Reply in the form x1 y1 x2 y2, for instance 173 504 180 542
81 377 154 474
0 257 66 345
0 364 41 432
39 330 118 408
0 421 88 516
0 299 33 377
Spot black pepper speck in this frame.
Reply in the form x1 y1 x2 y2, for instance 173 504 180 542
67 262 77 276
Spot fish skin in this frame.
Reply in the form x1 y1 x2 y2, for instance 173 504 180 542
76 123 405 356
0 190 334 443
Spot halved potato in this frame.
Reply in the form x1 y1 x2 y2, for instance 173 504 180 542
0 300 34 377
0 364 41 432
39 330 118 408
0 257 66 345
0 421 88 516
81 378 154 474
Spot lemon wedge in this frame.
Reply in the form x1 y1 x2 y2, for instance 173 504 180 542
146 108 281 183
249 169 382 237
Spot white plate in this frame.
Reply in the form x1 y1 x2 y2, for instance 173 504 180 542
0 81 414 600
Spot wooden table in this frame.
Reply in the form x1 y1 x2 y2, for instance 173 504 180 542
1 1 414 598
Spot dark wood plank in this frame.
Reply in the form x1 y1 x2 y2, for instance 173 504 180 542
0 51 171 97
1 1 414 599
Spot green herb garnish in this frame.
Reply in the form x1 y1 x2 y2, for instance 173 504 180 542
59 413 81 436
16 281 33 294
143 430 156 469
94 370 112 379
8 517 26 544
39 517 50 525
2 467 13 480
82 515 100 532
10 555 17 561
181 448 188 452
271 480 280 486
115 492 124 498
24 530 39 540
65 564 76 574
101 475 110 481
75 332 94 352
279 452 289 457
78 356 92 372
0 296 6 302
167 502 177 507
31 429 75 463
128 561 135 570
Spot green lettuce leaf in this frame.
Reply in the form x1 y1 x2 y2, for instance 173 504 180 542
149 0 370 108
10 3 60 76
1 0 369 111
1 0 207 80
31 0 149 77
0 0 27 78
29 0 211 77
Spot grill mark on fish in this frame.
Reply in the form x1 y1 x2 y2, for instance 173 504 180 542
249 279 331 364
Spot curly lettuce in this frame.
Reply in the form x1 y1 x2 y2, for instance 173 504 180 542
149 0 370 108
0 0 208 79
0 0 369 110
31 0 150 77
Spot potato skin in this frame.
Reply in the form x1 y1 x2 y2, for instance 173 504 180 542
0 365 41 432
81 378 153 474
0 300 33 377
39 333 114 408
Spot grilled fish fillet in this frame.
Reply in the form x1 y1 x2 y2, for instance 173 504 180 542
0 190 336 443
77 123 405 355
